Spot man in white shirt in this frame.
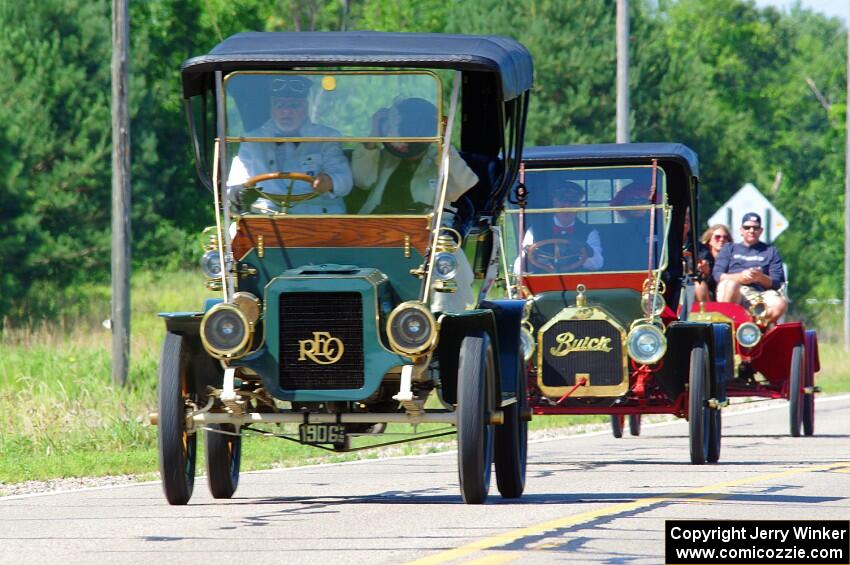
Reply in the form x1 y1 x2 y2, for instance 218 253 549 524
227 76 353 214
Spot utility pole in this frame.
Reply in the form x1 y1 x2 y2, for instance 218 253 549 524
339 0 351 31
844 25 850 351
616 0 630 143
111 0 131 386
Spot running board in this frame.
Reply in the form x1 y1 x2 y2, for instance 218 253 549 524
191 411 458 426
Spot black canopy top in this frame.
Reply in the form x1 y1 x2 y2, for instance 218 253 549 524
522 143 699 178
181 31 533 101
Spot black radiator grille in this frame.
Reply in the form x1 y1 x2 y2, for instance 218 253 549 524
279 292 364 390
541 319 624 388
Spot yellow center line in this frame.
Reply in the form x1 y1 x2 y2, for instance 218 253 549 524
405 462 845 565
463 553 518 565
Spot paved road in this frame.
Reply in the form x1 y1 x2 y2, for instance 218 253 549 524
1 397 848 565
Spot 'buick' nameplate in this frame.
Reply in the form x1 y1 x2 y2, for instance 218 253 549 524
298 331 344 365
549 331 613 357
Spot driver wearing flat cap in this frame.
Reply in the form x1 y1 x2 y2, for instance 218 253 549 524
227 75 353 214
520 181 603 273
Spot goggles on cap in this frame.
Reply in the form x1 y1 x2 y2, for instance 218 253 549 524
271 77 310 96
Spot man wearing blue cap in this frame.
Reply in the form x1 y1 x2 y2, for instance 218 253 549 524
228 75 353 214
713 212 787 324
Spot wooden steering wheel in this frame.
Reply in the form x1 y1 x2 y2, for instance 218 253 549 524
526 238 589 273
242 171 318 210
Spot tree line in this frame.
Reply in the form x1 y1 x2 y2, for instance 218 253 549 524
0 0 845 325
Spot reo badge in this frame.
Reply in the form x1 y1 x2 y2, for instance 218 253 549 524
550 331 613 357
298 331 344 365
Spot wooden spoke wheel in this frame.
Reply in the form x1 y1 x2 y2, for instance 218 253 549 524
707 409 722 463
628 414 642 436
457 331 495 504
689 345 710 465
789 344 805 437
610 415 625 438
205 424 242 499
158 332 197 505
494 352 528 499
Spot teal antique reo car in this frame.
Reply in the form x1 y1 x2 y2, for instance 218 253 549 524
154 32 533 505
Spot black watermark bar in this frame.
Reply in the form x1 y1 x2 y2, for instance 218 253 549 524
665 520 849 564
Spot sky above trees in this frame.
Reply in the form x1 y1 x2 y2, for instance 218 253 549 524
754 0 848 23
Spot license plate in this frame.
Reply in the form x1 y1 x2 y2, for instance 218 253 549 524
298 424 345 445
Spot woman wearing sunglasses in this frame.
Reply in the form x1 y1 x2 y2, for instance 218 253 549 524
694 223 732 301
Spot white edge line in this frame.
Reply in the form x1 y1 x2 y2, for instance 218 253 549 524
2 394 848 502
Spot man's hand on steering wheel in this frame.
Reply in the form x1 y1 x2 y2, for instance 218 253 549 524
526 238 590 273
236 171 321 212
311 173 334 194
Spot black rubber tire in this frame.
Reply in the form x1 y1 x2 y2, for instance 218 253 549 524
457 331 495 505
205 424 242 499
628 414 641 436
494 357 527 499
802 336 815 436
689 345 710 465
332 436 352 452
610 415 624 438
158 332 197 505
789 345 804 437
802 395 815 436
707 409 722 463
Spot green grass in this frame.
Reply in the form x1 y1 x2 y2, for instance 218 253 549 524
815 340 850 393
0 270 207 483
1 270 848 486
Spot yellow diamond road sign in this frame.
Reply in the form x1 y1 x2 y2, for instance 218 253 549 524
707 183 788 244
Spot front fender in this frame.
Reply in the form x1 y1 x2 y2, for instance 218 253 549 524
159 311 203 336
710 322 733 403
158 300 225 395
437 309 498 406
480 299 525 405
750 322 805 384
656 321 713 400
157 298 223 336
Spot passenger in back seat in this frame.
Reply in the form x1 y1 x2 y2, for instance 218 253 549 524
713 212 787 324
351 97 479 313
606 182 661 271
351 97 478 215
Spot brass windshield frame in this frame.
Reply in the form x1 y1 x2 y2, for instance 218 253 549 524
501 164 672 277
216 69 458 310
220 69 449 220
221 69 444 145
